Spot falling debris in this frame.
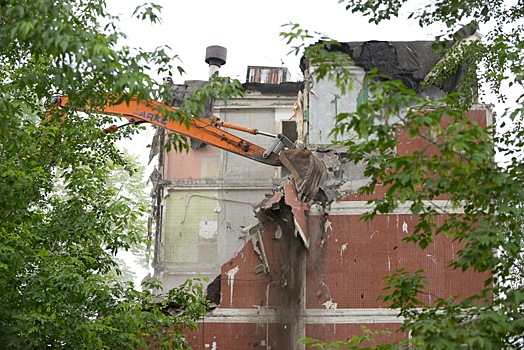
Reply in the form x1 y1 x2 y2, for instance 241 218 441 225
254 172 331 251
283 181 311 249
260 191 284 210
249 223 270 274
279 148 328 202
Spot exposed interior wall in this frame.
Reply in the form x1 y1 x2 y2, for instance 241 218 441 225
215 188 270 263
308 66 366 145
163 141 220 179
152 81 300 292
162 190 219 264
216 108 279 184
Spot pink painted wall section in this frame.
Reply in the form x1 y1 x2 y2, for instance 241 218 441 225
163 140 220 179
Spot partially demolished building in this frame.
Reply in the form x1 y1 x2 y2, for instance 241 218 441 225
148 35 492 349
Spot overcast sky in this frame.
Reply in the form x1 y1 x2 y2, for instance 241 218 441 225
107 0 441 84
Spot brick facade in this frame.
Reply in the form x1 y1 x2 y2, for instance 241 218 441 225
179 108 491 349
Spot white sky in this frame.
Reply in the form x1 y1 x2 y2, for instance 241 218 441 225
107 0 442 84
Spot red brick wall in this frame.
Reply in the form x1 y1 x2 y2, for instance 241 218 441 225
180 108 491 349
307 214 489 309
305 323 406 347
219 221 306 310
185 322 291 349
340 109 490 202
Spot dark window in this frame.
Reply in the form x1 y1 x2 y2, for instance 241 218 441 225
281 121 297 177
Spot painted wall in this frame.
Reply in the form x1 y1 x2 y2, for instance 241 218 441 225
164 142 220 179
308 66 366 145
216 108 279 184
155 85 299 292
162 190 220 264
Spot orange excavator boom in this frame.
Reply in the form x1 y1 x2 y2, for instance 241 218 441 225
52 95 327 201
53 95 293 166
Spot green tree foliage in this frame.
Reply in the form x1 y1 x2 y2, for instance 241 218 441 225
284 0 524 349
0 1 208 348
300 326 391 350
107 150 150 281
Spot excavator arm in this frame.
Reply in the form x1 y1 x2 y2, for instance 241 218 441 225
53 95 327 201
54 95 294 166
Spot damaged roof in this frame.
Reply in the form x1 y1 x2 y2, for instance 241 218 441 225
300 22 479 93
301 41 461 92
242 81 303 95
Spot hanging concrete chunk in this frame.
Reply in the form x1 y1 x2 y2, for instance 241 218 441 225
279 148 327 202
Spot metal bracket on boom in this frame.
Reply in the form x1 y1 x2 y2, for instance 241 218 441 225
212 118 295 159
263 134 295 159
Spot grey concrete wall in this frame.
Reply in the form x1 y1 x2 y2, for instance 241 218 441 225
217 108 279 184
309 66 366 145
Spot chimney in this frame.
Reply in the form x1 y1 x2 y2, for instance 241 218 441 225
191 46 227 150
205 45 227 78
